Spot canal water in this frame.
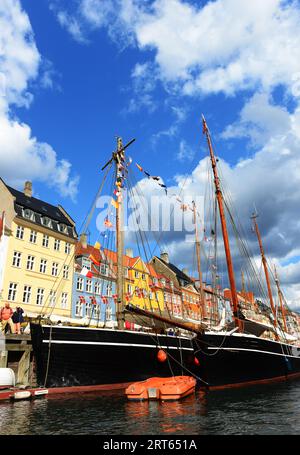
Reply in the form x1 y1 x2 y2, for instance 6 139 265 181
1 380 300 435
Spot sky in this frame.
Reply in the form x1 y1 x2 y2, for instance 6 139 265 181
1 0 300 308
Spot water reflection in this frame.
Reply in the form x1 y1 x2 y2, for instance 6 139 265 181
1 381 300 435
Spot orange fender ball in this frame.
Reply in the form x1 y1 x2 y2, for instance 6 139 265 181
157 349 167 362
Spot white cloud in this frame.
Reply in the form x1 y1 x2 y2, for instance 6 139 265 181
176 140 195 162
222 93 291 147
0 0 79 200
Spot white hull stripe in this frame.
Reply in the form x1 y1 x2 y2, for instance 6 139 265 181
42 340 194 351
207 346 300 360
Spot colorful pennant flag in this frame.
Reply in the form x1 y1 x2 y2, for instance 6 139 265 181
136 163 143 172
89 254 100 266
111 198 119 209
80 267 93 278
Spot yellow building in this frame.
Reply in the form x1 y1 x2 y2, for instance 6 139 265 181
104 248 164 312
0 179 77 318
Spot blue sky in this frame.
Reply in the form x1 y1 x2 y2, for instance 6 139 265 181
1 0 300 306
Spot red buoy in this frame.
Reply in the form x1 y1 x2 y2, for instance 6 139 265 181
157 349 167 363
194 357 200 366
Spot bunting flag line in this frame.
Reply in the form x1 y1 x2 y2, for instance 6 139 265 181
90 296 97 305
111 198 119 209
101 295 109 304
89 254 100 266
136 163 143 172
104 217 113 228
94 241 101 250
79 296 86 304
80 267 93 278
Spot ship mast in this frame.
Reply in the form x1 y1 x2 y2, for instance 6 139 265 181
192 200 206 320
274 265 288 333
202 116 242 331
102 137 135 330
251 213 277 332
115 137 125 329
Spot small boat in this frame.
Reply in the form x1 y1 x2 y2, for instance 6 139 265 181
125 376 196 401
11 390 32 401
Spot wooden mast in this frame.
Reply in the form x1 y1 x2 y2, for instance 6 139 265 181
274 265 288 333
115 137 125 330
192 200 206 320
251 214 277 332
202 115 242 330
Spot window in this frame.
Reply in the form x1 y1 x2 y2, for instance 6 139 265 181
83 257 91 270
49 290 56 307
61 292 68 309
29 230 37 244
65 242 71 254
105 306 112 321
142 273 146 280
100 264 108 276
52 262 59 276
8 283 17 301
85 302 92 317
42 217 51 227
36 288 44 306
16 226 24 240
161 279 166 287
59 223 68 233
77 277 84 291
135 270 139 278
24 209 34 221
106 284 112 297
23 285 31 304
40 259 47 274
26 255 35 271
12 251 21 268
94 305 101 320
75 299 83 317
153 278 158 286
124 268 129 278
54 239 60 251
63 265 69 279
95 281 101 295
149 291 153 300
42 234 49 247
86 279 92 293
127 284 133 294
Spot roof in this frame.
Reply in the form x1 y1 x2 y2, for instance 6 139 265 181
6 184 77 239
154 256 194 285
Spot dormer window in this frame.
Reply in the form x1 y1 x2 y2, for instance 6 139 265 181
161 279 166 287
82 257 91 270
23 209 35 221
42 217 52 228
59 223 68 233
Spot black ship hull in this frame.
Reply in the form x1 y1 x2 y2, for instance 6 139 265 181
30 323 196 388
194 332 300 389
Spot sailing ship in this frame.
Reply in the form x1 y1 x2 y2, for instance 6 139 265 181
128 116 300 389
30 138 200 388
30 117 300 390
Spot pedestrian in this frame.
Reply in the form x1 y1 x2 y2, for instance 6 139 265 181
12 306 24 335
0 302 14 334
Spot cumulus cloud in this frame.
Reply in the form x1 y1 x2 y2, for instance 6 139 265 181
0 0 79 200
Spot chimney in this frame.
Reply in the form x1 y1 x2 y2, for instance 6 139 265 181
160 252 169 264
182 268 189 276
80 233 88 249
125 248 133 258
24 181 32 198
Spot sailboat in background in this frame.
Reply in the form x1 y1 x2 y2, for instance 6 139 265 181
30 137 200 388
128 116 300 389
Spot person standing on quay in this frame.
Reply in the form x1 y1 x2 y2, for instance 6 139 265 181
0 302 14 334
12 306 24 335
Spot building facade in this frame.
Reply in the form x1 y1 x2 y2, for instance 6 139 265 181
0 179 77 318
72 242 117 326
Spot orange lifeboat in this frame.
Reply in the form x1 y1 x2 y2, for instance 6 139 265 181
125 376 196 401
